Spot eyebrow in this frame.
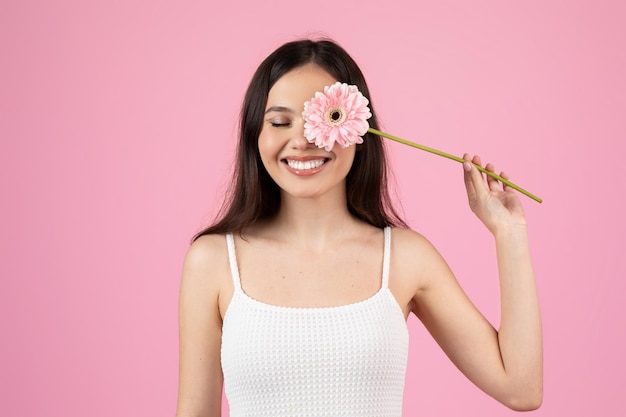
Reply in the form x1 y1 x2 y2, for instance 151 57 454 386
264 106 295 114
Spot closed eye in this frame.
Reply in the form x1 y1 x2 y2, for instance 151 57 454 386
265 106 295 128
270 122 291 128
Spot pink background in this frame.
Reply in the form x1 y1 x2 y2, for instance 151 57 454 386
2 0 625 415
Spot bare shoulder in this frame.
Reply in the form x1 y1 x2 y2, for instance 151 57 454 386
180 233 232 316
390 227 446 271
390 226 431 247
388 227 455 316
184 233 228 268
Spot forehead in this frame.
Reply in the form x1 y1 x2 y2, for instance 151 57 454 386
266 64 337 111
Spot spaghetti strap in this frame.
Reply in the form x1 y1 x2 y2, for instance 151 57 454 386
381 227 391 289
225 233 242 292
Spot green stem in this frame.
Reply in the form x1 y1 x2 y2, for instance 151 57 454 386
368 127 543 203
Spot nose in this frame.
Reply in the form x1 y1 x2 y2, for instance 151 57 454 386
289 120 315 150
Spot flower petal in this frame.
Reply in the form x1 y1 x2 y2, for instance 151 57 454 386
301 82 372 150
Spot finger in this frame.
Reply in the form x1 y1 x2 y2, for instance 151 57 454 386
462 153 477 201
471 155 483 173
471 154 488 183
485 162 500 191
466 155 489 200
500 171 511 190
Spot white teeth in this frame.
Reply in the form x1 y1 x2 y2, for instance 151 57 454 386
286 159 325 170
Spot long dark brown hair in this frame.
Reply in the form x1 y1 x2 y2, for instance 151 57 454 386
194 39 406 239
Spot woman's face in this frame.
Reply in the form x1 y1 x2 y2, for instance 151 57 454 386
258 64 356 201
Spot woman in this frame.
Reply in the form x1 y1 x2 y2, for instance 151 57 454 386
176 39 542 416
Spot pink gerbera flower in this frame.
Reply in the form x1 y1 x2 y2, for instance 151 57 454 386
301 82 542 203
302 82 372 151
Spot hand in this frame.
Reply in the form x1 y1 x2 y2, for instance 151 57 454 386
462 154 527 235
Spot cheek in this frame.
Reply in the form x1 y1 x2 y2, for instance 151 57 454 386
258 129 278 168
336 147 357 172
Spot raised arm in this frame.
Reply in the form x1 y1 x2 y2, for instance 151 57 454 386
406 154 542 411
176 235 227 417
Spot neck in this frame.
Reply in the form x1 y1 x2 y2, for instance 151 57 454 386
270 191 359 250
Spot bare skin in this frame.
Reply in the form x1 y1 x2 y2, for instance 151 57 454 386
176 64 542 416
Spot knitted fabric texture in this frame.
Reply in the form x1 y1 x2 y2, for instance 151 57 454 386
221 227 409 416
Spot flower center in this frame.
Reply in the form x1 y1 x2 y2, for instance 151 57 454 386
326 107 346 125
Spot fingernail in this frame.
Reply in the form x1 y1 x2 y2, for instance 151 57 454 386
463 162 472 172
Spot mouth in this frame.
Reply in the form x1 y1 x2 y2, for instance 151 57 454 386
284 158 328 170
281 157 330 175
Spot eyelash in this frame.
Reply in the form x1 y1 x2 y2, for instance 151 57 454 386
270 122 291 128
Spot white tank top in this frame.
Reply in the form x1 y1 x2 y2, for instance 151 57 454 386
221 227 409 416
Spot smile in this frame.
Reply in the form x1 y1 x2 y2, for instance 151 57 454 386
284 158 327 171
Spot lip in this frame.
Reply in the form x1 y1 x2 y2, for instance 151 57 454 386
281 156 330 176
